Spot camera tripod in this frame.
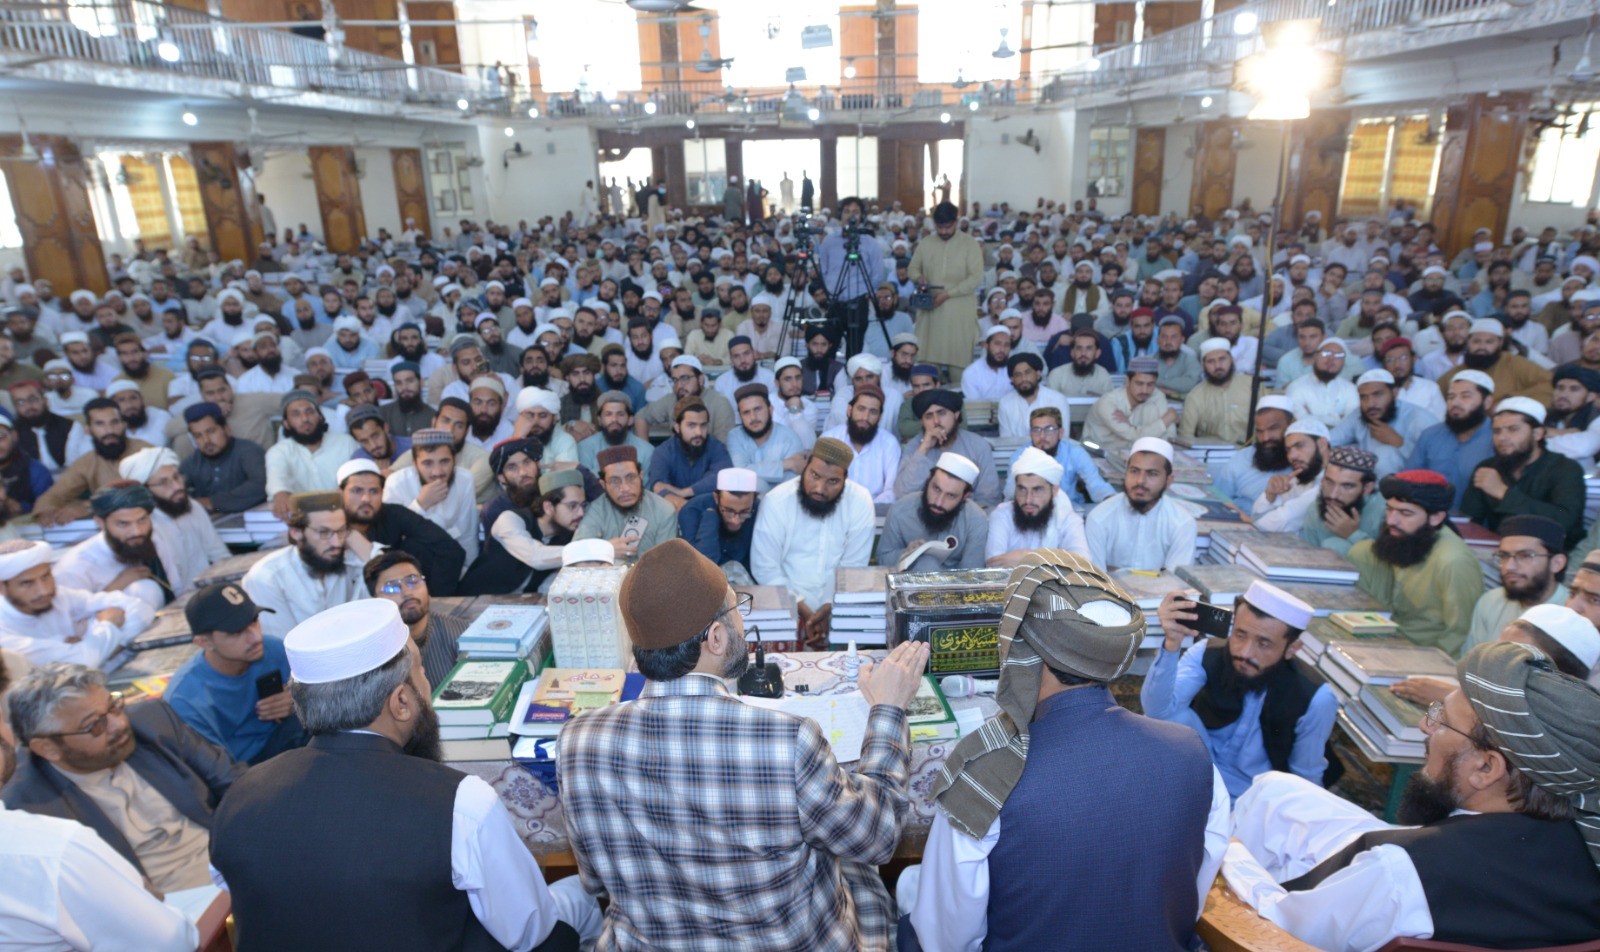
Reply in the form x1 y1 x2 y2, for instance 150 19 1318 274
825 231 893 361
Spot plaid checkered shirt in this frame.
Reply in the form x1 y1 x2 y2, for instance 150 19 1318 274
557 672 911 951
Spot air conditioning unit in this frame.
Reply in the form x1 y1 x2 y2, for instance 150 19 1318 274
800 24 833 49
785 66 807 83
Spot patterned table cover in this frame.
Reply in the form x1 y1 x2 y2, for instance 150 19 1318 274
448 650 996 857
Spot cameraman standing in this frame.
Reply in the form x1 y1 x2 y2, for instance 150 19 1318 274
816 196 888 360
908 202 985 385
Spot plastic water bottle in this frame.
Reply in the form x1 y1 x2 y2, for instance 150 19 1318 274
843 640 860 681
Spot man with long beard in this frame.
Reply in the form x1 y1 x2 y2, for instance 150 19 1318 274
1148 579 1338 797
752 437 875 646
336 458 466 598
1331 368 1435 478
381 429 480 567
1406 369 1496 511
1439 317 1553 405
474 314 521 377
573 445 679 562
797 325 844 397
243 491 375 638
210 598 601 950
33 398 153 526
1045 327 1114 398
1250 419 1329 532
894 388 1001 509
984 446 1089 566
676 467 762 581
1300 445 1385 555
635 355 736 442
557 353 603 441
104 379 170 447
724 384 805 494
235 331 297 395
1457 514 1572 655
348 405 409 473
118 447 229 597
1177 339 1254 445
264 390 359 521
1460 396 1587 548
598 343 647 412
877 453 987 572
54 482 184 613
463 459 588 595
377 361 435 438
577 390 655 475
711 336 776 405
6 379 82 476
958 324 1014 402
1285 337 1358 428
1377 335 1445 421
820 386 899 504
463 376 512 452
111 333 174 409
624 318 665 391
1225 642 1600 950
648 397 732 513
1348 469 1485 655
387 325 445 385
1085 437 1197 572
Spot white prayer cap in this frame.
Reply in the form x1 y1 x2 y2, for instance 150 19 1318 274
774 356 802 374
1562 274 1589 288
336 458 382 485
751 292 782 313
516 387 561 415
1422 265 1449 278
582 297 611 312
1285 419 1330 441
1256 395 1295 415
1198 338 1231 356
69 289 97 305
934 452 980 487
1468 318 1504 337
304 346 331 361
641 291 662 303
1451 369 1495 393
332 316 364 335
1243 580 1314 630
561 538 615 568
512 297 534 310
105 379 142 399
671 354 704 373
1289 254 1312 266
440 283 462 298
1129 436 1174 463
1518 604 1600 671
1154 269 1185 282
1494 395 1547 425
485 280 505 291
42 358 70 373
658 336 683 352
1229 236 1252 248
1356 369 1395 388
0 539 52 581
1073 260 1094 273
539 277 559 288
1574 255 1600 274
433 275 452 288
1011 446 1064 486
846 353 883 377
531 323 561 342
1224 209 1241 219
58 331 88 347
1473 241 1493 253
717 468 758 493
714 275 734 288
118 446 179 485
285 599 410 685
546 307 572 322
1441 309 1473 324
982 324 1011 341
375 265 395 277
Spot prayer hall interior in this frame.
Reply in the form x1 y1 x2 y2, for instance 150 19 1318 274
4 0 1600 950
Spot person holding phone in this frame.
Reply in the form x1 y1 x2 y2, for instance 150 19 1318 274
1143 579 1339 799
164 582 305 765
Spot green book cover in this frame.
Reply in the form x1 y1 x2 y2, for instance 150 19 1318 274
433 659 530 725
906 675 959 739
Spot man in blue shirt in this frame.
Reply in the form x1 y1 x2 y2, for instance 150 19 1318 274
163 582 305 765
1004 405 1114 507
1144 579 1340 798
1405 368 1497 511
1210 396 1295 510
677 467 759 580
647 396 731 511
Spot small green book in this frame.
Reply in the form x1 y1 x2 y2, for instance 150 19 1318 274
432 659 530 727
906 675 960 742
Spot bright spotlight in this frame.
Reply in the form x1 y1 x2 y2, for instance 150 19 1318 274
527 106 540 118
456 98 470 111
1233 10 1259 34
504 126 514 137
806 107 820 121
844 64 857 79
940 111 951 123
644 100 658 115
685 119 696 129
157 39 181 62
1201 95 1214 108
181 110 198 126
968 100 979 111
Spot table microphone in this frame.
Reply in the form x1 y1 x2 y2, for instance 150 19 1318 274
737 625 784 698
940 675 999 699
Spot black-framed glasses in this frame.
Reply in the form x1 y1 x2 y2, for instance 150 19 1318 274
1423 700 1482 746
378 573 427 596
39 692 126 739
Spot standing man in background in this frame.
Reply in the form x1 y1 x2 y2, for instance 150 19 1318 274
908 203 985 384
816 197 888 361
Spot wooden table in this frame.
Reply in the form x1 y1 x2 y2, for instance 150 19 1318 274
1197 877 1318 952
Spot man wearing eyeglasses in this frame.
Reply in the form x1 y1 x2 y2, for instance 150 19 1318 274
677 467 760 582
1225 642 1600 950
1455 515 1572 658
2 662 244 894
243 491 374 639
364 550 465 687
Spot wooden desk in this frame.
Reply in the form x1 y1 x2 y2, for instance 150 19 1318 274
1197 877 1318 952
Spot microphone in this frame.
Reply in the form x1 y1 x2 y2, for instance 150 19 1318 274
940 675 999 699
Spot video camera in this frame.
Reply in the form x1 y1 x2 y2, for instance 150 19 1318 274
909 283 943 311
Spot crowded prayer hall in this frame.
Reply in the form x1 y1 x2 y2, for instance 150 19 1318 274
4 1 1600 949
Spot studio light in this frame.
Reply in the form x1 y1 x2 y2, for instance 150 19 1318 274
1233 10 1259 35
1201 95 1214 108
181 110 198 126
457 98 470 111
527 106 540 118
504 126 514 137
644 100 658 115
806 107 820 121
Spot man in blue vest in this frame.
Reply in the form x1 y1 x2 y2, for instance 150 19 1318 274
900 550 1230 951
1225 642 1600 949
1144 579 1340 798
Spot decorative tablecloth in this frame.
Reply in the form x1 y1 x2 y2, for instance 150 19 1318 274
448 650 996 858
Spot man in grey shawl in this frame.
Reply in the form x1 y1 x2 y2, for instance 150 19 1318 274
1224 641 1600 950
898 550 1230 952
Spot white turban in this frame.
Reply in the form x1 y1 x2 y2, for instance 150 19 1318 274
118 447 179 485
1011 446 1064 487
846 353 883 377
0 540 52 582
516 387 560 415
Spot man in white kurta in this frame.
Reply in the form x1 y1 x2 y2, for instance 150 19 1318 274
984 448 1089 565
0 540 153 667
997 353 1070 439
381 453 481 569
1081 360 1177 450
54 530 183 616
119 447 233 597
1084 438 1197 572
750 439 875 612
958 327 1015 401
819 416 900 504
241 493 372 639
265 391 359 513
1285 339 1359 428
1249 421 1329 533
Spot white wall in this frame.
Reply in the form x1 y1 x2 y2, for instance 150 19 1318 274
1231 124 1284 213
253 151 323 242
478 124 599 223
356 147 402 239
964 110 1076 209
1162 122 1198 215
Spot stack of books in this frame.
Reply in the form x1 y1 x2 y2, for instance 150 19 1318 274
1203 527 1254 566
194 549 273 587
242 506 288 543
432 658 532 741
508 667 644 759
733 584 799 643
1317 640 1458 699
211 512 251 546
19 519 98 545
1110 569 1190 649
1235 533 1359 584
457 605 548 660
831 566 891 647
1352 683 1434 758
887 568 1012 676
962 400 998 430
546 564 630 669
905 675 961 742
1297 614 1401 665
1177 563 1261 604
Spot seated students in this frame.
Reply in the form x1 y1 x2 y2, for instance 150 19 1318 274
164 582 305 765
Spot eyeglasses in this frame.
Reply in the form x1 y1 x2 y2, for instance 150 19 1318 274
305 526 350 541
1029 424 1062 435
1315 349 1347 359
39 692 126 739
717 505 755 523
1422 700 1483 747
1493 550 1550 566
378 573 427 595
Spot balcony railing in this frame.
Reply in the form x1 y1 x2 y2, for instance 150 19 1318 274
0 0 494 104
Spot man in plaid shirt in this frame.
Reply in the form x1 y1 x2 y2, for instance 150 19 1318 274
558 538 929 951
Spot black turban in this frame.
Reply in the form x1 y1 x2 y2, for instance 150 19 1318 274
1006 352 1045 374
911 388 964 419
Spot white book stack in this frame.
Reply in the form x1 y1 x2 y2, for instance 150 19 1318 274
733 585 798 643
545 564 631 669
831 566 891 647
243 506 288 544
363 358 395 384
23 519 98 545
211 513 252 545
458 605 549 660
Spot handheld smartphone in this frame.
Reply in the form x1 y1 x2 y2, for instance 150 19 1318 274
255 670 285 700
621 515 648 542
1192 602 1235 639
